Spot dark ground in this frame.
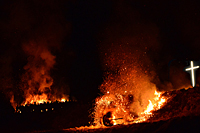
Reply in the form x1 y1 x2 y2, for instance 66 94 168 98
0 87 199 133
65 116 200 133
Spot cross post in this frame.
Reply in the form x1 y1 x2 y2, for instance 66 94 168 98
185 61 199 87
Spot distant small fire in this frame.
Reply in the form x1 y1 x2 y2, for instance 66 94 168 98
21 94 69 106
16 97 69 114
10 41 70 109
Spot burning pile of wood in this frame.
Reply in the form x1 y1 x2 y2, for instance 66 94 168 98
16 98 76 114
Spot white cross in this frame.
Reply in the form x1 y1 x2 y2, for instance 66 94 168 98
185 61 199 87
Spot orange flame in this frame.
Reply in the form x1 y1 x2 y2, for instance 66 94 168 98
91 89 168 127
69 90 169 131
10 42 70 109
87 62 170 127
21 93 69 106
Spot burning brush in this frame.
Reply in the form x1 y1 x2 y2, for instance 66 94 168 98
92 89 167 127
15 97 76 114
86 59 170 127
10 42 74 112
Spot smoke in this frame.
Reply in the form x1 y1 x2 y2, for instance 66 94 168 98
20 42 54 105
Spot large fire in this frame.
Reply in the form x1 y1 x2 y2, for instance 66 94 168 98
67 88 169 131
87 59 171 127
92 89 168 127
69 65 171 130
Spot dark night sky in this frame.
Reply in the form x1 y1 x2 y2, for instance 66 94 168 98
1 0 200 111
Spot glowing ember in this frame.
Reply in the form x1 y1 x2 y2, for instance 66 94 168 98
91 90 168 127
67 89 169 131
86 64 167 127
83 60 171 128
